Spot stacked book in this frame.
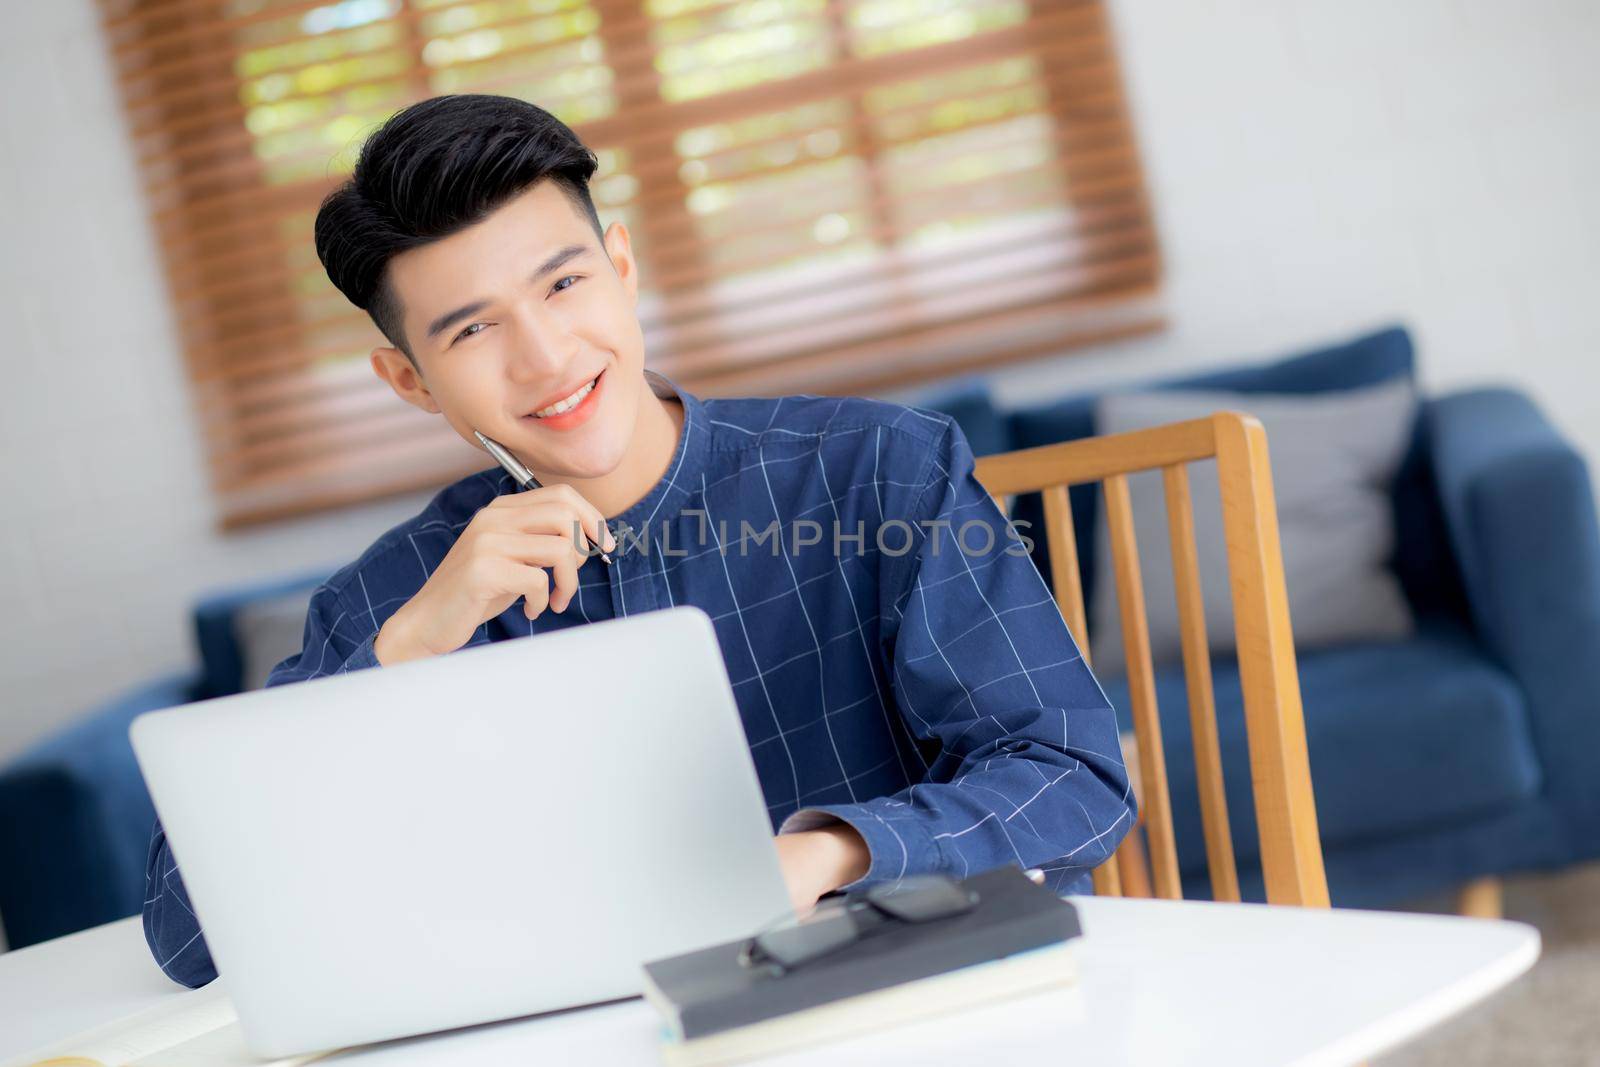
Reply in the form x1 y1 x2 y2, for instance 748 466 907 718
642 865 1082 1066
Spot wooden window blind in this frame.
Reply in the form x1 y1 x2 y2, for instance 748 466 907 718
100 0 1163 529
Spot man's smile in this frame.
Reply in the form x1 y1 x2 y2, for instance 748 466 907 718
522 365 607 430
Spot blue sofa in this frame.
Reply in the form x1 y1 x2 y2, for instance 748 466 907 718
4 324 1597 949
0 568 336 949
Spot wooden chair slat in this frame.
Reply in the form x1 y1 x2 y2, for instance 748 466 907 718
1115 829 1155 898
1110 731 1149 898
971 410 1328 909
1162 463 1241 903
977 416 1217 495
1212 414 1329 907
1103 474 1183 900
1091 855 1123 897
1041 484 1090 662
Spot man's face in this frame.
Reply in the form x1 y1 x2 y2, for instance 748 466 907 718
373 179 647 480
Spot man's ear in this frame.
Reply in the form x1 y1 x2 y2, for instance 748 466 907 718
603 220 639 306
370 346 441 414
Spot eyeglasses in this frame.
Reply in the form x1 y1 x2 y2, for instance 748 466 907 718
736 874 980 977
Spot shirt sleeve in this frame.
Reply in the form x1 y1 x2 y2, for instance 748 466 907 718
141 583 381 987
264 582 385 685
779 414 1135 895
141 815 216 988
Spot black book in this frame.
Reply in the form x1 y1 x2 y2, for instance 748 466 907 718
641 866 1081 1067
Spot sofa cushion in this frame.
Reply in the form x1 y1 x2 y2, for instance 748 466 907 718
1008 324 1418 448
192 567 335 698
1097 622 1542 874
1088 379 1418 675
237 586 323 691
1002 324 1467 625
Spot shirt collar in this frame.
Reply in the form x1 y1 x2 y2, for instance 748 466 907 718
607 367 709 530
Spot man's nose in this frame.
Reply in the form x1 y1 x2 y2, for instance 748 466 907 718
504 308 576 381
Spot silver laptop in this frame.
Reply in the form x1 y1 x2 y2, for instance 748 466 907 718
130 604 793 1058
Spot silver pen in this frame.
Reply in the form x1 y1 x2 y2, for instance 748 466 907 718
474 430 613 565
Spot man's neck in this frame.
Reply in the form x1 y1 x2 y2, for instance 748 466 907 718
531 381 684 520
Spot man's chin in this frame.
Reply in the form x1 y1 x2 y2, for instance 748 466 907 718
512 431 630 483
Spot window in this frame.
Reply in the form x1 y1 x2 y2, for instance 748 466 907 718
101 0 1163 527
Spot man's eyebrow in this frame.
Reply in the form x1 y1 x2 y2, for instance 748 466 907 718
531 243 589 282
422 245 591 342
426 300 490 341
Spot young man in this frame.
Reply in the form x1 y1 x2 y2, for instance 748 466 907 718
144 95 1133 989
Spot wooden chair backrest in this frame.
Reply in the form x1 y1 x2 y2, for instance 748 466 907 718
973 413 1329 907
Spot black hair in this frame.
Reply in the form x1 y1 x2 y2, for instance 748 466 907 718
314 94 604 364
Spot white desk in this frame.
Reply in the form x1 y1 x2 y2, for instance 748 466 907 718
0 896 1538 1067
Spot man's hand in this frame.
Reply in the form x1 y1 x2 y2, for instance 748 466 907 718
374 484 617 666
773 823 871 915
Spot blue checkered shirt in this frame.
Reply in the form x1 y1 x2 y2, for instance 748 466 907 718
144 369 1134 988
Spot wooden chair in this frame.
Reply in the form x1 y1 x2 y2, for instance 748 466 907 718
973 413 1330 908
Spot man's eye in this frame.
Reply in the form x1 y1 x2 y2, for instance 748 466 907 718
552 275 580 294
453 322 487 344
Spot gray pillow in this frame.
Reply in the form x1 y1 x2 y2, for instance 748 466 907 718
1088 379 1418 677
236 588 320 691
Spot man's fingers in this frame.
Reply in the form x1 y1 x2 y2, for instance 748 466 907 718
504 560 549 621
482 535 583 618
491 485 609 549
546 551 580 613
482 531 591 570
547 484 613 556
490 497 612 558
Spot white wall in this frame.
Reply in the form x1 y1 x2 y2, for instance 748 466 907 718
1 0 1596 767
964 0 1600 428
0 0 437 764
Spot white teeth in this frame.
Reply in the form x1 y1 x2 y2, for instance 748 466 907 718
532 377 596 418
